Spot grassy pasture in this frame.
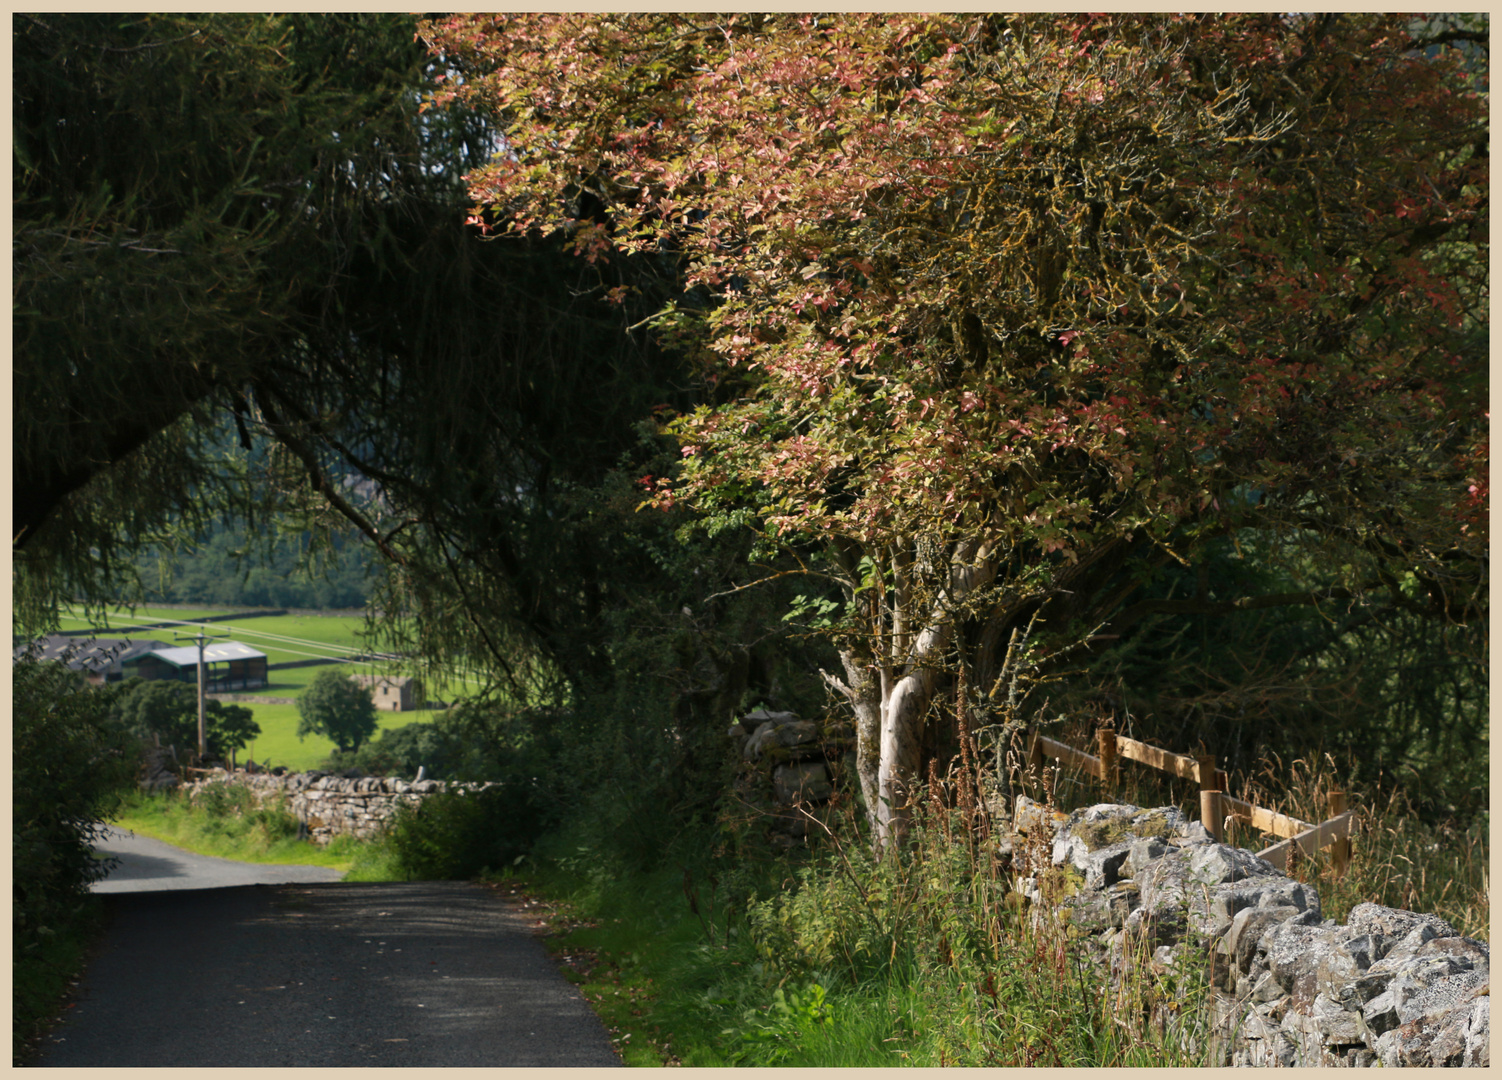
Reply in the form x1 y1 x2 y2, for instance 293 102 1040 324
57 603 233 628
60 605 471 772
241 703 441 772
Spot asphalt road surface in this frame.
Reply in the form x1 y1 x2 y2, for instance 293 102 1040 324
89 825 347 892
39 832 621 1067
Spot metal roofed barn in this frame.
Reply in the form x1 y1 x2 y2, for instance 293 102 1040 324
124 641 269 693
13 635 172 685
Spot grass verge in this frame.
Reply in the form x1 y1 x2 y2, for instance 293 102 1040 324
481 805 1214 1068
480 738 1486 1067
112 789 360 872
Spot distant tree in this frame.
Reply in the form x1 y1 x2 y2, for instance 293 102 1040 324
111 678 260 760
297 671 379 754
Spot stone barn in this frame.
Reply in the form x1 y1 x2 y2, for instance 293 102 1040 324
352 673 424 712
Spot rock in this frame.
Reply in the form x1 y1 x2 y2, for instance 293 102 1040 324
1062 880 1139 934
1057 837 1134 890
742 720 777 760
744 717 820 760
1012 794 1068 837
994 801 1486 1068
1463 995 1490 1067
1124 836 1172 878
1051 805 1198 890
1186 843 1278 885
772 720 820 750
1172 821 1215 846
1362 986 1402 1035
742 708 798 732
1400 968 1490 1027
773 761 832 804
1311 990 1370 1044
1219 904 1307 976
1258 919 1375 1008
1130 845 1319 949
1346 902 1458 943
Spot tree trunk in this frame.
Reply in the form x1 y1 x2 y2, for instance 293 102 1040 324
830 537 998 853
876 663 944 851
832 648 882 833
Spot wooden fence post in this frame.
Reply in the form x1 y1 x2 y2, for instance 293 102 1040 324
1328 791 1351 878
1196 753 1222 842
1097 721 1118 793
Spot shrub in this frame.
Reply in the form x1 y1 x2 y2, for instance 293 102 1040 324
12 659 138 1059
384 782 554 880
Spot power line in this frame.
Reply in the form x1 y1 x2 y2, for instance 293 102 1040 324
57 608 490 689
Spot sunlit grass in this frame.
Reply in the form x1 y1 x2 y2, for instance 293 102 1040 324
57 603 233 628
239 703 437 773
494 726 1486 1068
112 788 358 871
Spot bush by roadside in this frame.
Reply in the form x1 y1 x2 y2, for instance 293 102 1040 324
12 660 138 1065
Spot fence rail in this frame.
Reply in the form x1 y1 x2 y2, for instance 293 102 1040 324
1024 724 1352 877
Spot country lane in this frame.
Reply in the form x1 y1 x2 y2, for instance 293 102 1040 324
37 831 622 1067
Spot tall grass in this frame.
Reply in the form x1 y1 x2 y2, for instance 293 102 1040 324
1234 752 1489 940
506 762 1216 1067
504 714 1486 1066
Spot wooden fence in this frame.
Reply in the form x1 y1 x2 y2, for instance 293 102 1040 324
1024 723 1353 877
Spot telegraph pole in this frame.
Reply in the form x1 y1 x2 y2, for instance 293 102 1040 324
175 629 229 762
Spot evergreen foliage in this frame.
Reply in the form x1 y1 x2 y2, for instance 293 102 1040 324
133 521 372 610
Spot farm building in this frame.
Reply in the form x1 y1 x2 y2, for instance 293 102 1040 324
123 641 269 692
13 635 171 685
352 673 424 712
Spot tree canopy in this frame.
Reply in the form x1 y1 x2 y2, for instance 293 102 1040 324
109 678 260 761
422 12 1488 847
297 670 379 754
12 13 724 708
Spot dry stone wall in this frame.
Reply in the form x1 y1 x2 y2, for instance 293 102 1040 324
729 708 855 846
733 711 1488 1067
181 769 500 844
1011 797 1489 1067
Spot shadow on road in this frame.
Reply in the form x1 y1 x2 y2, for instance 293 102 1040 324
38 881 622 1068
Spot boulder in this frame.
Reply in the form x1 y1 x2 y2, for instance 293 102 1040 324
1129 844 1319 949
741 717 819 760
773 761 832 804
1012 794 1069 838
741 707 798 732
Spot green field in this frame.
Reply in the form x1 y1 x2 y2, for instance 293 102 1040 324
61 605 374 662
59 604 475 772
58 604 235 629
241 703 441 772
